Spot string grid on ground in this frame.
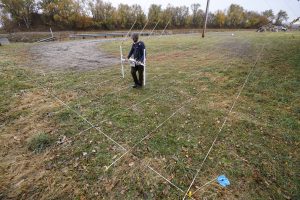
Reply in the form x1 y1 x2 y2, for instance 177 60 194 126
16 66 127 152
101 35 244 192
51 50 233 191
137 37 254 195
182 39 259 198
100 34 237 161
191 40 273 197
33 33 234 101
58 45 232 161
25 64 123 92
94 34 246 195
79 34 233 107
182 43 266 200
10 34 249 197
3 36 211 196
190 176 217 196
7 34 234 147
46 34 232 154
96 44 237 192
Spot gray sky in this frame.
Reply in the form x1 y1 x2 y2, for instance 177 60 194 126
109 0 300 22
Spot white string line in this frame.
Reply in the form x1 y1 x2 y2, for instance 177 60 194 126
99 93 157 124
63 72 181 149
192 42 272 198
79 33 226 88
68 43 227 145
62 70 160 104
23 37 226 111
70 49 227 147
139 20 149 36
105 95 196 170
52 74 123 92
32 43 227 128
121 18 137 45
47 89 127 151
84 33 230 91
37 35 235 154
138 38 247 196
72 33 222 85
160 19 171 37
20 71 127 151
182 44 266 200
33 59 121 80
92 34 241 199
146 164 197 200
184 38 255 197
97 43 232 123
78 126 94 135
102 73 165 96
103 35 238 176
99 51 222 120
39 34 236 194
62 75 163 123
146 164 185 193
82 75 123 88
190 177 217 196
32 67 122 91
68 94 158 142
148 20 160 38
9 36 233 196
183 43 263 199
84 45 214 92
67 44 229 160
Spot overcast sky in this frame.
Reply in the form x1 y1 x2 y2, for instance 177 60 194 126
109 0 300 22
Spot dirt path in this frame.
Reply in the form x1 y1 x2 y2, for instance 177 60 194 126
30 39 120 72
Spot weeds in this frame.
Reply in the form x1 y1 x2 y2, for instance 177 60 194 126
28 133 55 153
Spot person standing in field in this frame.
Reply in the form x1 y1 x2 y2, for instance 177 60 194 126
127 33 146 88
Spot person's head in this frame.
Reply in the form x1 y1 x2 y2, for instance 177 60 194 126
131 33 139 43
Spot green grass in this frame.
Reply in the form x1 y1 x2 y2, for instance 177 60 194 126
28 133 55 153
0 31 299 199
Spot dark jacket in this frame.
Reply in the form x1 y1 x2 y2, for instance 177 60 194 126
127 41 146 62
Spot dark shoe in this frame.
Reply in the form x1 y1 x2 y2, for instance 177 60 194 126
132 84 142 89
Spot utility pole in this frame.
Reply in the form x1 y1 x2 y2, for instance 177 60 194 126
202 0 211 38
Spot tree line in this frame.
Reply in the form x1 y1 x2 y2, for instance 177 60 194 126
0 0 289 31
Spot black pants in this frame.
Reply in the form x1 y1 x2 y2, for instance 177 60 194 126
131 65 144 86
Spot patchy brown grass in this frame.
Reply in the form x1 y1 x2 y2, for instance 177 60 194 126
1 32 299 199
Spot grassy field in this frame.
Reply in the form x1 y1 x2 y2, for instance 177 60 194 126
0 31 299 199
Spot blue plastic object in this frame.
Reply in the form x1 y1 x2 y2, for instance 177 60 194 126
217 175 230 187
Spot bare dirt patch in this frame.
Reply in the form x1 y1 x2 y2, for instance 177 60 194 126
30 39 119 72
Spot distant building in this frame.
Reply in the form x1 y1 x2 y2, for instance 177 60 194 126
291 22 300 30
